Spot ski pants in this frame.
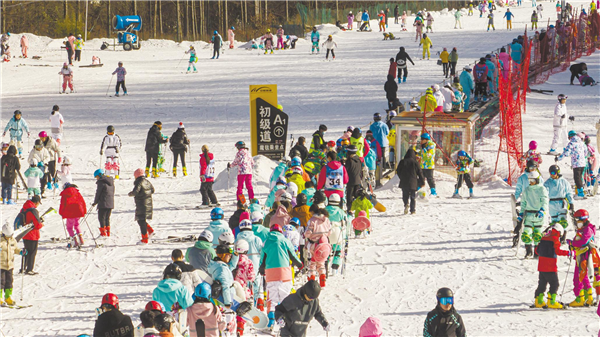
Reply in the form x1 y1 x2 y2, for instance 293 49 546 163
422 47 431 59
137 219 148 236
360 22 369 31
379 21 386 32
21 45 27 58
475 82 488 98
551 126 568 150
397 67 408 81
307 241 326 277
548 199 568 222
62 75 73 91
570 71 581 85
212 47 220 59
1 269 13 290
115 80 126 94
442 62 449 77
67 50 73 65
532 21 538 29
507 20 512 30
535 271 559 296
74 50 81 61
104 156 120 176
266 280 292 313
187 61 196 71
346 184 360 211
172 149 186 168
456 173 474 189
66 218 82 237
1 183 13 201
521 214 543 244
455 19 462 28
27 187 40 199
573 263 592 296
98 208 112 228
146 151 159 169
237 174 255 200
200 181 218 205
450 62 457 77
573 167 585 189
422 169 436 189
277 36 284 49
252 276 264 304
488 23 495 30
401 188 416 213
325 49 335 59
311 41 319 52
41 160 56 194
22 239 38 273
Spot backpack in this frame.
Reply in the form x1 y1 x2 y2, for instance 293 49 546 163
14 208 34 230
312 238 332 263
211 279 223 299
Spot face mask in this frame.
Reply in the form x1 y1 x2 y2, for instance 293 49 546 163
577 221 584 229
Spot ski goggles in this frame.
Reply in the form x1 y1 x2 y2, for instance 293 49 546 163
438 297 453 305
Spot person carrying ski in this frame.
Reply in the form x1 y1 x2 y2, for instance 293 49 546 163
59 182 87 249
3 110 30 157
274 280 330 336
518 170 549 259
100 125 122 179
419 33 433 60
229 141 255 202
0 223 26 307
111 61 127 96
321 35 337 60
128 168 155 244
153 264 194 311
199 145 219 207
0 144 19 205
452 150 474 198
211 31 223 59
347 11 355 30
58 62 74 94
276 25 285 49
24 159 43 199
169 122 190 177
145 121 168 178
415 133 437 197
93 293 134 337
424 288 466 337
20 195 43 275
395 46 415 84
227 26 235 49
310 27 320 53
187 283 226 337
93 168 115 238
543 165 573 241
533 223 570 309
556 130 588 199
185 46 197 73
567 209 596 307
473 58 489 102
397 148 425 215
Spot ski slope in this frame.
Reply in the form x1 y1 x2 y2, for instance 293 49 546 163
1 1 599 336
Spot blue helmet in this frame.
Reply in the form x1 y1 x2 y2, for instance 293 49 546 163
276 177 287 185
210 207 224 220
291 157 301 167
235 141 246 150
213 30 218 34
93 168 105 177
420 133 431 140
286 35 290 39
290 217 301 226
193 282 212 300
457 150 468 158
231 26 235 30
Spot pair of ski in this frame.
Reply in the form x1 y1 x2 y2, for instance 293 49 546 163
0 303 32 309
151 235 196 243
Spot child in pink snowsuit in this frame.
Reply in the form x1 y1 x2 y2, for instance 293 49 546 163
304 209 332 283
20 35 28 58
347 12 355 30
58 63 74 93
230 142 254 202
276 26 285 49
234 240 256 300
568 212 596 306
227 27 235 49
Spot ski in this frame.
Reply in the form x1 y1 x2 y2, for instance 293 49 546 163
151 235 196 243
1 303 33 309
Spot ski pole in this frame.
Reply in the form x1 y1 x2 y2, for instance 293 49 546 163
105 74 114 97
61 218 69 240
559 254 573 303
176 52 186 69
82 207 100 248
20 253 24 301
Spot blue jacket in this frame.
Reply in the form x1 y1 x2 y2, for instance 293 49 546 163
515 171 545 200
266 184 286 209
208 260 235 306
152 279 194 311
362 12 370 21
252 223 270 243
369 121 390 148
543 177 573 218
236 230 264 271
3 117 30 139
557 136 588 168
485 60 495 78
204 220 230 248
510 42 523 64
459 71 474 93
311 31 320 43
503 11 514 20
365 147 377 171
301 187 316 206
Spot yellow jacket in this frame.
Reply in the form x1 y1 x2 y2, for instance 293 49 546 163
418 94 437 112
420 37 433 49
387 129 396 149
440 50 449 63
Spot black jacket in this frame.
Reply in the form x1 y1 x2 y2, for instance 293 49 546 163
344 155 363 185
1 145 20 184
292 143 309 162
130 176 155 221
423 305 466 337
93 175 115 209
229 209 246 231
169 128 190 152
394 6 399 16
384 74 398 100
93 309 134 337
145 125 167 153
275 283 328 337
569 63 587 75
395 47 415 68
396 149 424 191
310 130 324 151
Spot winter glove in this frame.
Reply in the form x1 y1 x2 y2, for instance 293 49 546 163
201 175 206 182
58 157 62 163
227 162 231 169
536 209 545 219
20 249 27 256
128 192 134 197
517 213 523 222
569 116 575 121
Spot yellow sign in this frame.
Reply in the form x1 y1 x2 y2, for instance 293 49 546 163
249 85 278 156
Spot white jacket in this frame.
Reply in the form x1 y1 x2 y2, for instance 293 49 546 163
28 147 51 165
59 66 73 76
441 87 455 111
43 137 61 159
49 112 64 129
100 134 122 158
553 102 568 127
321 40 337 49
434 91 445 108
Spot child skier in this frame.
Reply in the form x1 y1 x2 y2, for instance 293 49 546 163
518 170 549 259
347 11 354 30
419 33 433 60
0 223 26 306
274 280 331 336
543 165 573 238
205 208 230 248
169 122 190 177
352 210 371 238
199 145 219 207
487 10 496 31
128 168 155 244
3 110 31 157
521 140 543 167
556 130 588 199
185 46 198 73
233 239 255 300
74 34 83 61
533 223 570 309
301 181 316 206
93 168 115 238
310 27 320 54
305 208 332 286
186 230 216 273
236 219 264 307
401 11 408 31
426 12 435 32
58 62 74 93
325 194 347 272
112 61 127 96
56 156 72 190
229 141 254 202
414 18 424 42
187 283 226 337
262 29 274 55
100 125 122 179
0 145 19 204
49 105 64 145
424 288 466 336
321 35 337 61
276 25 285 49
452 150 474 198
59 182 87 249
24 159 43 199
567 209 597 307
228 26 235 49
208 245 236 337
27 140 50 197
152 264 194 311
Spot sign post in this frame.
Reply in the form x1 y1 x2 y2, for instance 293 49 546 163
253 98 289 160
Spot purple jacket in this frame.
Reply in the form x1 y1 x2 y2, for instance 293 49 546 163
112 66 127 81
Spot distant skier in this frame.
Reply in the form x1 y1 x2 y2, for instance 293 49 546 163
199 145 219 207
59 183 87 249
321 35 337 60
128 168 155 244
169 122 190 177
112 61 127 96
416 133 437 196
228 141 255 202
74 34 84 62
504 9 515 30
185 46 197 73
578 70 596 86
228 26 235 49
360 10 370 31
395 46 415 83
401 11 408 31
38 131 62 192
449 47 459 79
567 209 596 307
262 29 274 55
531 10 539 29
543 165 573 235
310 27 320 54
24 159 43 199
347 11 355 30
424 288 466 337
276 25 285 49
454 9 462 29
0 145 19 205
378 10 386 32
211 31 223 59
20 34 28 58
0 223 26 307
62 39 73 65
452 150 474 198
394 5 399 24
419 33 433 60
425 12 435 32
92 168 115 238
414 17 424 41
58 62 74 94
487 10 496 31
100 125 122 179
396 148 424 215
556 131 589 199
145 121 168 178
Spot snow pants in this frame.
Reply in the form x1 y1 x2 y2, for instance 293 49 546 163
325 49 335 59
422 47 431 59
98 208 112 229
41 160 56 194
266 280 292 313
548 199 568 222
397 67 408 80
442 62 449 77
535 271 559 296
137 219 148 235
146 151 159 169
1 183 13 201
455 19 462 28
104 156 120 177
573 264 591 296
402 188 416 213
573 167 584 189
307 241 326 277
187 61 196 71
521 213 543 245
237 174 255 200
115 80 126 94
422 169 436 189
66 218 81 237
277 36 284 49
379 21 386 32
200 181 218 205
8 138 23 156
551 126 568 150
27 187 40 199
22 239 38 273
456 173 474 189
62 75 73 91
475 82 488 99
172 149 186 168
21 45 27 58
311 41 319 53
507 20 513 30
74 50 81 61
0 269 13 290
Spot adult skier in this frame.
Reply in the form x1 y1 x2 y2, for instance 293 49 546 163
145 121 168 178
504 8 515 30
569 63 587 85
518 170 549 258
128 168 155 244
310 27 320 54
111 61 127 96
21 195 44 275
228 141 255 202
152 264 194 311
370 113 390 169
211 31 223 59
397 148 425 215
58 62 74 94
310 124 327 152
199 145 219 207
423 288 466 337
395 47 415 83
74 34 83 62
92 168 115 238
556 130 589 199
419 33 433 60
548 94 569 155
3 110 30 157
100 125 122 179
454 9 463 29
274 280 331 336
473 58 489 102
169 122 190 177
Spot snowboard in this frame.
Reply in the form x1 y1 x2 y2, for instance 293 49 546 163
79 64 104 68
368 194 386 212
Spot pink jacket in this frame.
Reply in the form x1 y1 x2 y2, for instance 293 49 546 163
269 204 291 228
234 254 255 289
20 35 28 47
572 223 595 248
68 35 75 52
187 302 226 337
231 148 254 175
305 214 332 242
277 28 284 38
587 144 599 172
228 29 235 43
359 317 382 337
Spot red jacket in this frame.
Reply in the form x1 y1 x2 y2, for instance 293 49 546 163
200 152 215 182
536 229 569 272
22 200 44 241
59 186 87 219
316 161 349 190
388 62 397 78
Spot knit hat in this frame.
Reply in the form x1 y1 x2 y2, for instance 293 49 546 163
178 122 185 129
134 168 145 178
239 211 250 223
359 317 382 337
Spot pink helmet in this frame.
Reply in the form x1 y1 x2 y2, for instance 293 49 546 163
134 168 145 178
528 140 537 150
38 131 48 138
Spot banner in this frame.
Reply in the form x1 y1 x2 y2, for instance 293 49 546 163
249 85 278 156
254 98 289 160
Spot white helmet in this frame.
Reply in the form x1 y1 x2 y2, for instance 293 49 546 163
234 239 249 254
2 222 14 237
280 192 293 202
328 193 341 206
62 156 72 165
287 182 298 197
199 230 213 243
550 223 564 235
239 219 252 231
218 231 235 245
250 211 263 223
29 159 38 167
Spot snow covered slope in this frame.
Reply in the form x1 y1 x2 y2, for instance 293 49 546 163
1 1 599 336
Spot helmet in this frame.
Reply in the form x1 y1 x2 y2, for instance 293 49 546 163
287 182 298 196
34 139 43 147
353 186 365 198
549 165 561 176
457 150 468 158
327 140 335 148
239 219 252 231
2 222 14 237
568 130 578 139
199 230 213 243
557 94 567 100
328 34 332 38
29 159 38 167
145 300 165 313
347 126 354 132
93 169 105 178
349 11 352 14
101 293 119 309
14 110 22 116
214 30 218 34
216 244 233 255
389 111 397 118
313 190 327 205
271 224 283 233
374 113 382 121
436 287 454 303
550 223 564 235
210 207 224 220
347 145 358 153
291 157 302 167
280 192 293 202
290 217 301 227
38 131 48 138
286 35 290 39
296 193 308 205
276 177 287 185
573 209 589 221
235 141 246 150
235 239 249 254
328 193 341 206
154 313 175 332
194 282 212 300
528 140 538 150
163 263 183 280
118 61 123 65
231 26 235 30
341 139 350 146
107 125 115 133
267 29 271 33
527 170 540 183
303 280 322 300
53 105 59 111
420 133 431 140
218 231 235 246
250 211 263 223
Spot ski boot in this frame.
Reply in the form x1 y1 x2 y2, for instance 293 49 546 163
404 204 409 214
270 50 274 54
236 315 246 336
1 198 4 204
106 226 111 237
145 167 150 178
402 76 407 83
410 211 416 215
99 227 107 237
452 188 462 198
534 293 546 308
6 199 15 205
308 275 316 281
76 233 84 247
114 93 119 97
533 245 539 259
67 236 78 249
524 244 533 259
182 167 188 176
585 288 594 306
146 224 155 238
574 187 586 200
547 293 563 309
152 168 159 178
256 298 265 311
5 289 15 306
547 148 558 155
137 234 149 245
172 167 177 177
319 273 326 287
46 182 53 191
267 312 275 328
115 175 119 180
264 50 268 55
430 188 438 197
54 182 59 189
469 188 474 198
568 290 585 307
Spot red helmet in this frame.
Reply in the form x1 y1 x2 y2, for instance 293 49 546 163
145 300 165 313
327 140 336 147
101 293 119 309
38 131 48 138
270 224 283 233
573 209 589 221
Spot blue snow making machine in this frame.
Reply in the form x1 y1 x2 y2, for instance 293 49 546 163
112 15 142 51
